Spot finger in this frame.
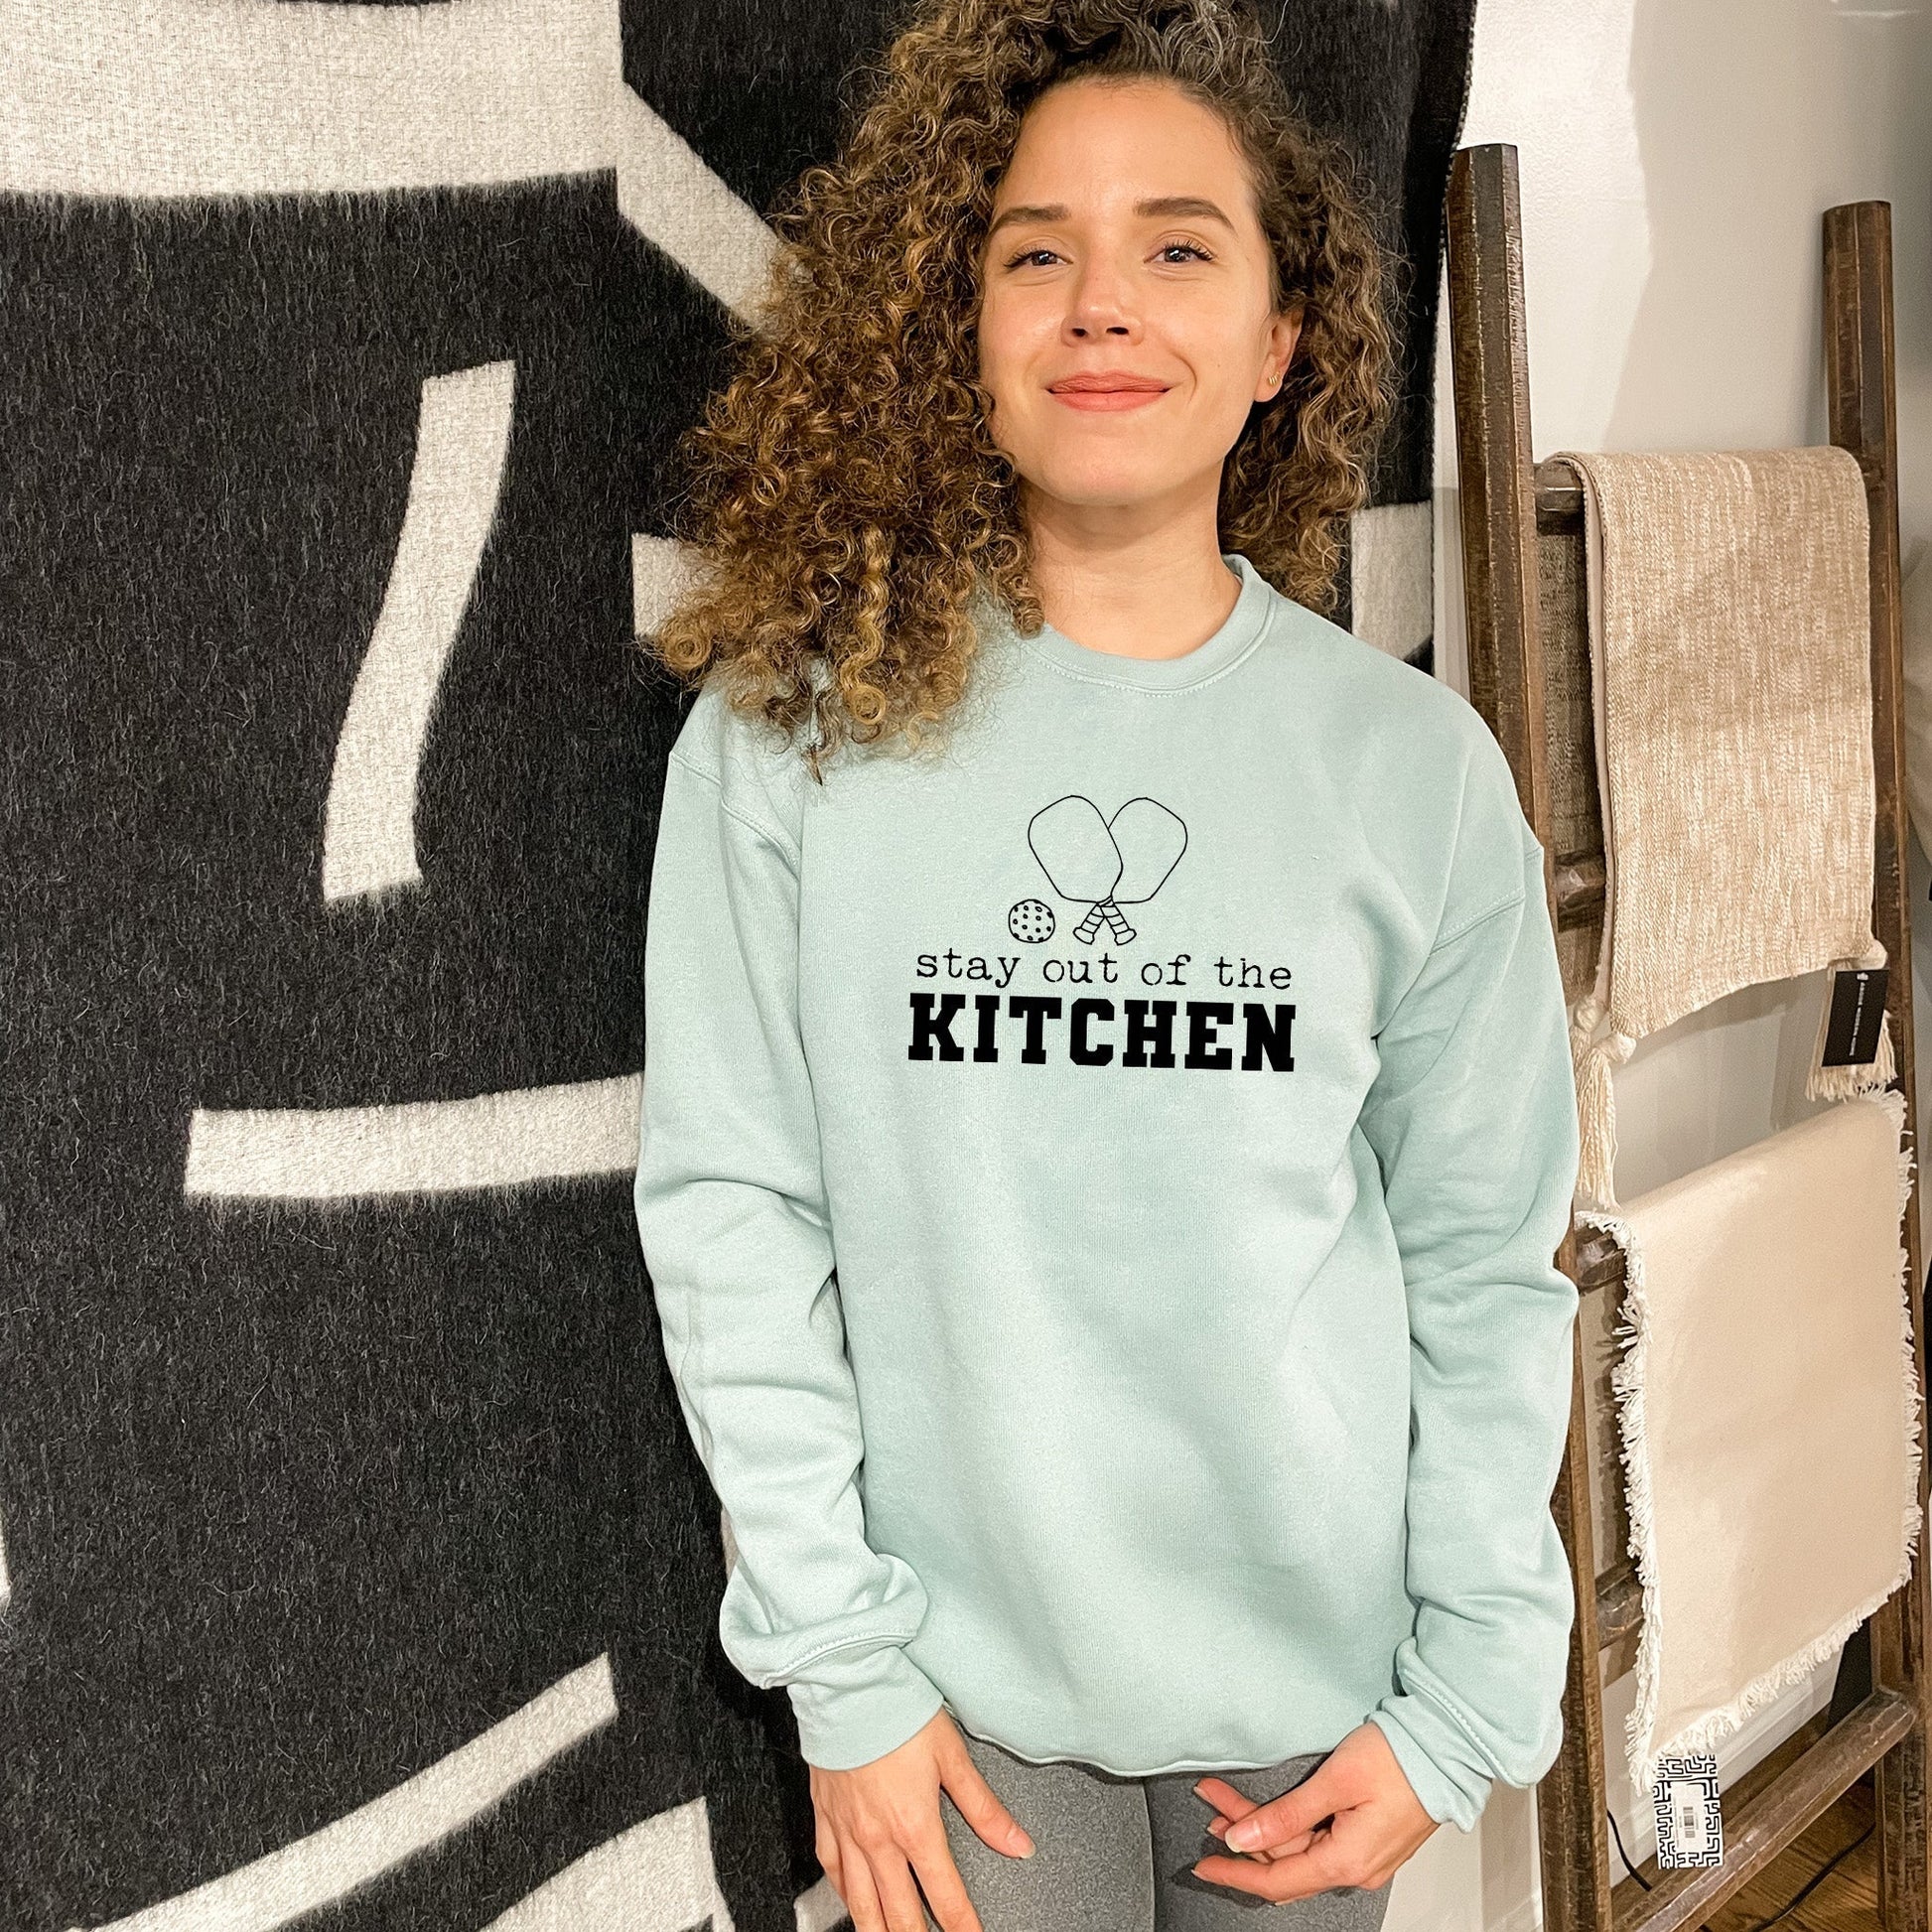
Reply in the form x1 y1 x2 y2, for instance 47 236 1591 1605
1194 1780 1313 1862
940 1739 1035 1858
1204 1815 1316 1860
869 1843 936 1932
1269 1831 1319 1861
1192 1776 1262 1821
817 1839 845 1894
1219 1767 1340 1855
1193 1826 1359 1905
816 1814 845 1879
838 1846 888 1932
906 1827 985 1932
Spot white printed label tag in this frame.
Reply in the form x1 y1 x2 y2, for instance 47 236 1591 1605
1652 1752 1724 1869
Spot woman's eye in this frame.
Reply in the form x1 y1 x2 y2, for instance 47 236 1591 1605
1000 240 1212 269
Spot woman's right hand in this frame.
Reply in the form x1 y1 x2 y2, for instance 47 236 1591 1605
810 1706 1036 1932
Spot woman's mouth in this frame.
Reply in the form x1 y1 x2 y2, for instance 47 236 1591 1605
1046 372 1172 413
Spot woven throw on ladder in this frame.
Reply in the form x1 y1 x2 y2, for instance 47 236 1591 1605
1546 446 1892 1211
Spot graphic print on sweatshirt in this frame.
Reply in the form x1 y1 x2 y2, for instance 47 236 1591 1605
913 789 1295 1074
1024 793 1187 945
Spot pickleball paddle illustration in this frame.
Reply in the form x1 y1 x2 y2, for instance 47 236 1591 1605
1027 794 1188 943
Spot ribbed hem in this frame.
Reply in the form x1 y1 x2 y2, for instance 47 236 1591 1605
787 1642 949 1770
1367 1696 1495 1835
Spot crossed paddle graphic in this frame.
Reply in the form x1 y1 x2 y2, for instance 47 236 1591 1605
1027 794 1188 944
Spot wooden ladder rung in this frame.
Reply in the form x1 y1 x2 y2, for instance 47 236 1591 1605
1536 459 1586 530
1609 1688 1916 1932
1595 1562 1643 1649
1574 1221 1626 1295
1556 853 1607 928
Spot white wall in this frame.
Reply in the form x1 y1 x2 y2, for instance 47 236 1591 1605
1398 2 1932 1927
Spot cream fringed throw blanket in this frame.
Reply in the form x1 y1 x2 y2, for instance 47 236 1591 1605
1548 447 1891 1211
1578 1089 1921 1794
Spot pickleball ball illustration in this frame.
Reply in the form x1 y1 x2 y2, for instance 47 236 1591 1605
1027 794 1188 944
1009 897 1056 942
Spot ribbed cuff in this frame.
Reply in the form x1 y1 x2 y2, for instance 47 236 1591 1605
1368 1694 1496 1835
787 1642 948 1770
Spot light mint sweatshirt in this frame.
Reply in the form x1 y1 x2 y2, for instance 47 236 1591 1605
633 553 1582 1834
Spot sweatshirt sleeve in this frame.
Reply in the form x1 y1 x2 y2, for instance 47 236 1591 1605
633 743 947 1770
1357 810 1583 1835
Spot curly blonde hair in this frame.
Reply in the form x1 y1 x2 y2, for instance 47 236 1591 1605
649 0 1397 773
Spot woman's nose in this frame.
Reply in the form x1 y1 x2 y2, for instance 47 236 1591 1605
1064 267 1142 342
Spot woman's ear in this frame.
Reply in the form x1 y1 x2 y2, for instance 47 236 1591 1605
1275 301 1306 380
1256 308 1304 398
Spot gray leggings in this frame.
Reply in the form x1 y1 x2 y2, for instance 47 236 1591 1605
921 1725 1396 1931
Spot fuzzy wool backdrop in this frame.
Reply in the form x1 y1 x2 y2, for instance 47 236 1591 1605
0 2 1474 1926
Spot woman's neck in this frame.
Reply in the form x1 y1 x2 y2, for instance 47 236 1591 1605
1028 513 1236 664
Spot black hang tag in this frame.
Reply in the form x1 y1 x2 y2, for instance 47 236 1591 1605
1823 966 1888 1066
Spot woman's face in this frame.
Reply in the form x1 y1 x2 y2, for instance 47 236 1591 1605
976 76 1303 521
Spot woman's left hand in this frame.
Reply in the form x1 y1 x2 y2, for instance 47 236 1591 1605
1187 1722 1439 1903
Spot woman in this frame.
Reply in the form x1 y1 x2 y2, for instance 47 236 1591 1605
634 2 1583 1928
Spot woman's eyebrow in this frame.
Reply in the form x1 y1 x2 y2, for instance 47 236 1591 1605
986 196 1236 241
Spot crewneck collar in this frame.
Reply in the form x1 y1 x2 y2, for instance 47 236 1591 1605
1013 551 1276 691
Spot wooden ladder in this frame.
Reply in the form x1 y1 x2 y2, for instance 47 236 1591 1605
1442 142 1931 1931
